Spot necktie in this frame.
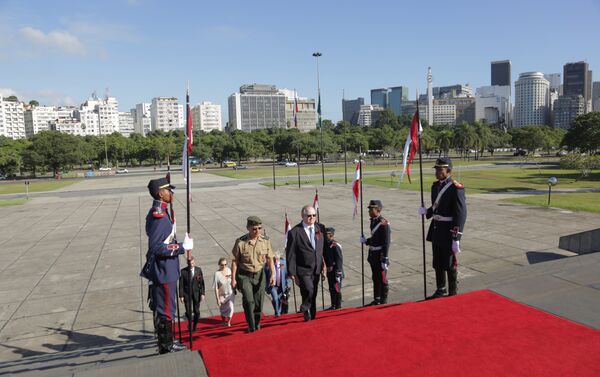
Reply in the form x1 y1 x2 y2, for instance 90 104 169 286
310 226 316 250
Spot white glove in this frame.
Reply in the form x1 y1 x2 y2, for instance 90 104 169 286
183 233 193 250
452 240 460 254
359 235 367 244
418 206 427 216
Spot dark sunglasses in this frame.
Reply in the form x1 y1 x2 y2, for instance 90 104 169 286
305 214 317 218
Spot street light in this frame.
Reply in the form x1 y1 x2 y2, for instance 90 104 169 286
547 176 557 206
313 52 325 186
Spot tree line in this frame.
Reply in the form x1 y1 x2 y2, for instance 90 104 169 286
1 108 599 178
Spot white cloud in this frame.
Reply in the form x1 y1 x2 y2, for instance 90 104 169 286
19 27 86 56
0 88 19 98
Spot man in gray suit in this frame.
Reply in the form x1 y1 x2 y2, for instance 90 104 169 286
285 205 326 322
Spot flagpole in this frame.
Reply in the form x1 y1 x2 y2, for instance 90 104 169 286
185 86 193 349
359 146 365 307
416 95 427 300
312 52 325 186
297 144 301 189
314 189 325 310
167 167 182 343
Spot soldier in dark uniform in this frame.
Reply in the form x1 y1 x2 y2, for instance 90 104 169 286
140 178 193 354
324 227 344 310
231 216 276 333
420 157 467 299
360 200 391 305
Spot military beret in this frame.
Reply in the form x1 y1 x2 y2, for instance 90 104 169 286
433 156 453 170
247 216 262 226
325 227 335 234
147 178 175 198
367 199 383 209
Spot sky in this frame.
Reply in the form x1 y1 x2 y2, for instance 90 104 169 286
1 0 599 123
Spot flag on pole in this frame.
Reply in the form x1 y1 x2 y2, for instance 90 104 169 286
313 191 319 211
294 90 299 128
182 87 192 201
400 107 422 183
352 162 360 218
317 92 322 129
284 213 292 247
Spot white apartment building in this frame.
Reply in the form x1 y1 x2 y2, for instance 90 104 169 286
98 97 119 135
0 97 25 139
514 72 550 127
151 97 184 132
53 119 86 136
74 107 100 136
192 101 222 132
118 112 135 137
24 106 58 138
134 103 151 135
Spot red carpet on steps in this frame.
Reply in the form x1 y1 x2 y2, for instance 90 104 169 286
179 290 600 376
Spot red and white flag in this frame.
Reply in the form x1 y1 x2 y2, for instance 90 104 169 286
352 162 360 218
401 107 422 183
313 190 319 211
284 213 292 247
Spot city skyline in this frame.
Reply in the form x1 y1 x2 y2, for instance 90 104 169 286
1 0 599 122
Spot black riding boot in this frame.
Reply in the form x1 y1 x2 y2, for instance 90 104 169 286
448 269 458 296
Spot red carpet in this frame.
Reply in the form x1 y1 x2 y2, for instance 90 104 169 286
180 290 600 376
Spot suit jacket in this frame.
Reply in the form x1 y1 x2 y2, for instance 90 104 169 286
178 266 205 300
285 222 325 277
265 258 288 292
426 176 467 245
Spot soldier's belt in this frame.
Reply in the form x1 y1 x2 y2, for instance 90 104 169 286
369 246 383 251
433 215 453 222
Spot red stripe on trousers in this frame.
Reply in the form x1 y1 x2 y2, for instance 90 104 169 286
163 283 172 321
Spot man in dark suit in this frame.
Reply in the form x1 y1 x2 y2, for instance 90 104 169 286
179 257 205 331
285 205 326 322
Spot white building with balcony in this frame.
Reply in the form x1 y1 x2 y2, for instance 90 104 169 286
151 97 184 132
514 72 550 127
192 101 222 132
0 98 25 139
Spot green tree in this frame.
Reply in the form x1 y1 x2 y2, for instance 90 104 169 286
562 112 600 153
29 100 39 107
30 131 81 177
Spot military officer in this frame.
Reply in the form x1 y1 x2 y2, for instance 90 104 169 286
141 177 193 354
420 157 467 299
231 216 276 333
324 227 344 310
360 200 391 305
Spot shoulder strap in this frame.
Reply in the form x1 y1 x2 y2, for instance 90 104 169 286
433 180 454 210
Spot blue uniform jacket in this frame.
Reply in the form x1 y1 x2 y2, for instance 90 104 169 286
143 200 184 284
426 176 467 244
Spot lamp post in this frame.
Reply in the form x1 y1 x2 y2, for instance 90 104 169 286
547 176 557 206
313 52 325 186
343 123 348 184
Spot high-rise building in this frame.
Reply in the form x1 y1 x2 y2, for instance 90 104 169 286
151 97 184 132
433 84 473 99
592 82 600 112
228 84 287 131
563 61 591 112
435 97 476 124
491 60 511 86
98 97 119 135
388 86 409 116
0 97 25 139
544 73 562 93
134 103 151 135
342 97 364 124
24 106 58 137
280 91 316 132
553 95 585 129
514 72 549 127
191 101 222 132
118 112 134 137
370 88 388 109
357 104 384 127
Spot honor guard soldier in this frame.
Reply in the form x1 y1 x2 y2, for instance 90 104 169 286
324 227 344 309
360 200 391 305
231 216 276 333
140 178 193 354
420 157 467 299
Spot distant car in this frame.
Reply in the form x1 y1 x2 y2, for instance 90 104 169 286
191 166 201 172
233 164 247 170
0 175 5 180
277 159 289 165
513 150 527 156
223 161 236 167
99 167 112 171
116 168 128 174
285 161 298 167
556 150 567 156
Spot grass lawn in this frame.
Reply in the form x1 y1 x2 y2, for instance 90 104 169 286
0 198 29 206
504 192 600 213
0 180 80 195
263 166 600 193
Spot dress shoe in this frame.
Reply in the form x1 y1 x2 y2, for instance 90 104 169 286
366 300 381 306
170 342 188 351
427 289 446 300
303 310 311 322
246 327 255 333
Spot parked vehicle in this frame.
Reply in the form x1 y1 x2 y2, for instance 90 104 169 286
223 161 236 167
285 161 297 167
233 163 247 170
99 167 112 171
116 168 128 174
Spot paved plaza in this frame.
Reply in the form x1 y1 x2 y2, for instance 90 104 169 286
1 171 599 375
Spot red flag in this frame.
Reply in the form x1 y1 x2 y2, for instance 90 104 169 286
313 191 319 210
401 108 422 183
352 162 360 218
284 213 292 247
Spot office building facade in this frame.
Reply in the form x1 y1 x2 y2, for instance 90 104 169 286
491 60 511 86
514 72 549 127
228 84 287 131
553 95 585 129
370 88 388 109
563 61 591 112
342 97 364 124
